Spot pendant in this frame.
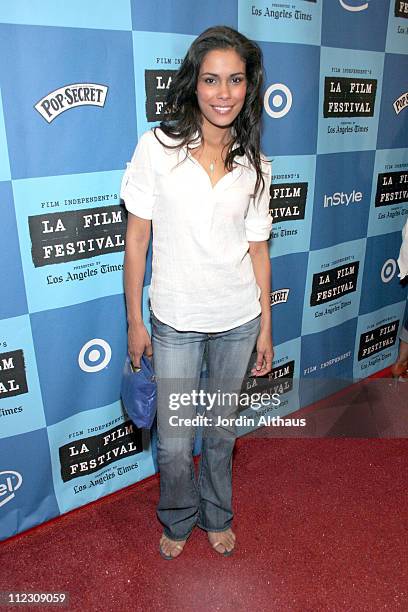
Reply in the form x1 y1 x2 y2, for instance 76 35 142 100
209 161 215 173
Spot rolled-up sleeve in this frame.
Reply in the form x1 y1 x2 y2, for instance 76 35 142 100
244 157 272 242
120 131 155 220
397 219 408 279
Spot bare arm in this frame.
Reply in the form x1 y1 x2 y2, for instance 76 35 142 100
248 240 273 376
124 212 152 367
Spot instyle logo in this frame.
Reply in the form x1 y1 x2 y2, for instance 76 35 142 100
264 84 292 119
339 0 369 11
28 206 126 267
34 83 108 123
0 471 23 509
59 422 143 481
269 182 307 222
0 350 28 399
358 320 399 360
310 262 359 306
270 289 290 306
393 92 408 115
324 77 377 118
375 171 408 207
323 190 363 207
395 1 408 18
145 70 177 121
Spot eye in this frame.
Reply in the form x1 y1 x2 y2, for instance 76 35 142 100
232 77 244 84
204 77 216 84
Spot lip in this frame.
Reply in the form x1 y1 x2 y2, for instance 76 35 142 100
211 106 233 115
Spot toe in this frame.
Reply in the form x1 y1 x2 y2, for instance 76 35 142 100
160 534 185 558
214 543 227 554
170 545 183 558
225 537 234 552
160 537 170 557
223 529 235 551
208 530 235 554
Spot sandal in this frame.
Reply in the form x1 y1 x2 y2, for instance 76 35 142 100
208 529 235 557
159 533 187 560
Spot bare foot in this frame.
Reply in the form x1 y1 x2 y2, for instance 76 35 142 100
208 528 236 555
159 533 186 559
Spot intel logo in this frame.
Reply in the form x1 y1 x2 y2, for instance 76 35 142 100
0 470 23 508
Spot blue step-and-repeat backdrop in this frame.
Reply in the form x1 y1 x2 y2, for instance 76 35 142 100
0 0 407 541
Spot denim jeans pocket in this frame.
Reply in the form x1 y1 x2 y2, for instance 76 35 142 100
150 310 163 328
150 311 176 338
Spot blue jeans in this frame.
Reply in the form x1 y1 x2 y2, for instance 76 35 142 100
151 310 261 541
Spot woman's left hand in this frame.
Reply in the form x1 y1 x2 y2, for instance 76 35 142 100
251 328 274 376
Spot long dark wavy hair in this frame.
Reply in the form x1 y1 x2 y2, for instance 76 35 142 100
153 25 269 199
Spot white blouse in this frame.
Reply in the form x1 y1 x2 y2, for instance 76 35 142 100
120 127 272 332
397 218 408 280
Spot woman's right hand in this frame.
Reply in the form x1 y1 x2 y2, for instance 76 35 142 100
128 321 153 368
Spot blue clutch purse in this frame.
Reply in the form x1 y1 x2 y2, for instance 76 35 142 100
120 354 157 429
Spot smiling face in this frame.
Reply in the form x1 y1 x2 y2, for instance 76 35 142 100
196 48 247 131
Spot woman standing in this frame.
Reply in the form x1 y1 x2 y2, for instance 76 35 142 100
391 218 408 380
121 26 273 559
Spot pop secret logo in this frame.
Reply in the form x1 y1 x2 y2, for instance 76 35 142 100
34 83 108 123
393 91 408 115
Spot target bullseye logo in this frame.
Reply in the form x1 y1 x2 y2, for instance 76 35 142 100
264 84 292 119
339 0 369 11
381 259 397 283
78 338 112 372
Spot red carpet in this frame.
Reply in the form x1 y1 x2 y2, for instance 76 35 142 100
1 379 407 611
